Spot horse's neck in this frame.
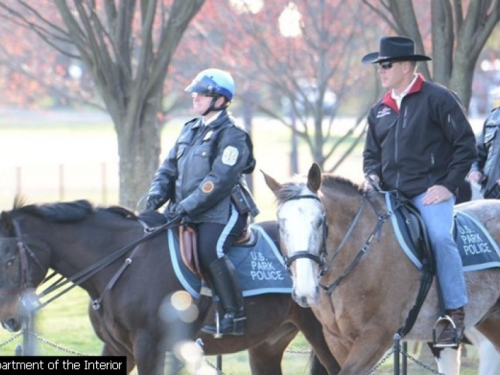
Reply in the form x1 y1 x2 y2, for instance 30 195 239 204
38 222 130 298
323 192 368 234
323 193 390 265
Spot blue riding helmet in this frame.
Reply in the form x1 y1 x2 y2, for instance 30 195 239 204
185 69 235 101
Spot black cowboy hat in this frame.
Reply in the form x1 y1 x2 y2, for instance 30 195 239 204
362 36 431 64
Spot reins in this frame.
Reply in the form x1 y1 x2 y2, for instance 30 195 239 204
11 215 182 312
321 193 391 295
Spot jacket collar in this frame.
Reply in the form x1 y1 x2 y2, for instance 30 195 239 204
191 110 228 129
381 73 425 112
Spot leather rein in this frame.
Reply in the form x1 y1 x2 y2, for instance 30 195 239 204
280 191 391 295
1 216 181 313
321 193 391 295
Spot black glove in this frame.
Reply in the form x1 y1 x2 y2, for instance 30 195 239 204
165 204 186 222
145 194 164 211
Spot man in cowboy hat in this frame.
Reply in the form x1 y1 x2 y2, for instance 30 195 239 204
362 36 477 347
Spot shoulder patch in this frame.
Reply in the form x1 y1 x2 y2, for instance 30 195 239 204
202 181 215 194
222 146 239 166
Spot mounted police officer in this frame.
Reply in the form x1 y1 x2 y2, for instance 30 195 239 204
144 68 259 336
468 107 500 199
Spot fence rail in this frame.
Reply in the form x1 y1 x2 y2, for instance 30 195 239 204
0 162 119 208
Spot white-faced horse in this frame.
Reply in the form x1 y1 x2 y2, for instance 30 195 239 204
263 163 500 375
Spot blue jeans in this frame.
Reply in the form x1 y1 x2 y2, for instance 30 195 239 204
411 192 468 310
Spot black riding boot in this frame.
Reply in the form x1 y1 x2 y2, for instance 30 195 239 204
201 256 245 337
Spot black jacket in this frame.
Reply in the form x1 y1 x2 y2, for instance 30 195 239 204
148 110 257 224
470 107 500 198
363 75 477 198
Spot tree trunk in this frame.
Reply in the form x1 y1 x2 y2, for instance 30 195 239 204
449 48 476 110
115 98 162 209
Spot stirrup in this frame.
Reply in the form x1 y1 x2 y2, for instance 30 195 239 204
205 311 223 339
201 312 245 339
433 314 459 348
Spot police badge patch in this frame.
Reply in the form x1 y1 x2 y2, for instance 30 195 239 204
222 146 239 166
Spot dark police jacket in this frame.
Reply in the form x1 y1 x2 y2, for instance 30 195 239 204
363 74 477 198
148 110 258 224
471 107 500 198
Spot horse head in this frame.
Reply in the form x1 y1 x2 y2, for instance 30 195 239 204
262 163 327 307
0 208 50 331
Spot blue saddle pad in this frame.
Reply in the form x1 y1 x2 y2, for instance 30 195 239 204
386 193 500 272
453 211 500 271
167 224 292 299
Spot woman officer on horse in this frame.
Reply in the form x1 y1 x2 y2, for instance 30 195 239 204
143 68 259 337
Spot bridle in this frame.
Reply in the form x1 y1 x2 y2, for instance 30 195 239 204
0 215 183 312
0 220 46 298
278 194 328 276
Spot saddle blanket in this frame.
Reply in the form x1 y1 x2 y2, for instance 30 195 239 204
167 224 292 299
386 194 500 272
453 211 500 271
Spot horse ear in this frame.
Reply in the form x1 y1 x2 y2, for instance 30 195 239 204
261 170 282 194
307 163 322 192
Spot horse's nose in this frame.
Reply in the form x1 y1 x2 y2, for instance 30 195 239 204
292 284 320 308
307 286 320 306
2 318 21 332
292 292 310 308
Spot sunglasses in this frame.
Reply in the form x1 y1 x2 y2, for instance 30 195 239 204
379 61 394 70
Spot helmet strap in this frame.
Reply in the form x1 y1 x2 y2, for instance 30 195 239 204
202 95 229 116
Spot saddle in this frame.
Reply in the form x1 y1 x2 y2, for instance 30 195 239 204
138 211 292 299
388 193 435 270
138 211 253 278
179 224 253 279
385 192 436 339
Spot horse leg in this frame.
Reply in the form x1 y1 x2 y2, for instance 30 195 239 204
475 305 500 351
134 332 167 375
88 308 137 374
426 344 461 375
101 344 136 374
468 326 500 375
247 324 298 375
291 307 341 374
326 329 393 374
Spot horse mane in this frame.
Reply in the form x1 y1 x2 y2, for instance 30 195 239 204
12 198 140 223
97 205 138 220
13 199 94 223
320 174 363 197
274 173 363 204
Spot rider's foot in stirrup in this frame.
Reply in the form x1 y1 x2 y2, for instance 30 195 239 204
201 312 245 337
434 308 465 348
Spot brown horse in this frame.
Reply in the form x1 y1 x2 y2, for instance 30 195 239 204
263 163 500 375
0 199 340 375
